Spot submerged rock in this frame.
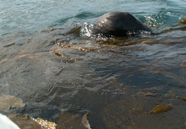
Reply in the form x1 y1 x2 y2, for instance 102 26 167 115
0 95 25 112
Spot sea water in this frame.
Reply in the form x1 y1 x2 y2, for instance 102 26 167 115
0 0 186 128
0 0 186 36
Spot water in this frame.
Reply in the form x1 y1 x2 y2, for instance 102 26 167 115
0 0 186 128
0 0 185 36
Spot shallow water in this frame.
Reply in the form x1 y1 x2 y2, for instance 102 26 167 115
1 0 186 129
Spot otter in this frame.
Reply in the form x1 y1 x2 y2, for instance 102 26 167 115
89 12 152 36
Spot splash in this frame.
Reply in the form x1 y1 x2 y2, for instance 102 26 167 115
80 22 92 37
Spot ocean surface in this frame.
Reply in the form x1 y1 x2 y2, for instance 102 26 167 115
0 0 186 36
0 0 186 128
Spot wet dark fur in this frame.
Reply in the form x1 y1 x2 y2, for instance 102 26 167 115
89 12 152 36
